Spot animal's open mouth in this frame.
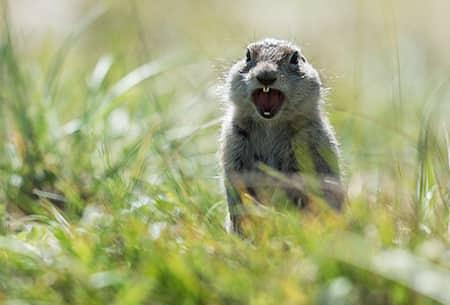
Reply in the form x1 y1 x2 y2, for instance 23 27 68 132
251 88 285 119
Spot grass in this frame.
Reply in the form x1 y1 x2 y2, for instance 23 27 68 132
1 1 450 304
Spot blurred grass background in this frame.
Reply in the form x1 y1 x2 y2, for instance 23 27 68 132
0 0 450 304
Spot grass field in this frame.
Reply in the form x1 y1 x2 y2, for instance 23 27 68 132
1 0 450 304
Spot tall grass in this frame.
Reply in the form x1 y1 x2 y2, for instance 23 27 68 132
1 1 450 304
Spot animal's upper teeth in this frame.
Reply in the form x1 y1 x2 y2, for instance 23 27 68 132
262 87 270 93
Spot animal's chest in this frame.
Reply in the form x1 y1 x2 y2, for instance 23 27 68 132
248 129 295 172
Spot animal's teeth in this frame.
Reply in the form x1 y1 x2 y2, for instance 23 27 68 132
264 112 270 115
262 87 270 93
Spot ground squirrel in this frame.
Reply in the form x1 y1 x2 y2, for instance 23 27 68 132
220 38 344 234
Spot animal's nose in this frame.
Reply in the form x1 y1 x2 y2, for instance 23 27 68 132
256 71 277 86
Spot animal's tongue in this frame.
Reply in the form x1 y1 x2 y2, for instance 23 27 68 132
252 89 285 118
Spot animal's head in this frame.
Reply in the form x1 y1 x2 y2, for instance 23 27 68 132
226 38 323 122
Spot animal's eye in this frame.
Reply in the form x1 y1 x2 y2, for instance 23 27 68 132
289 51 306 65
290 51 299 65
245 48 252 63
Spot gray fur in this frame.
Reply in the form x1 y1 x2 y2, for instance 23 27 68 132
220 38 344 233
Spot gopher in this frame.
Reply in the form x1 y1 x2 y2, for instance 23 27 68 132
220 38 344 233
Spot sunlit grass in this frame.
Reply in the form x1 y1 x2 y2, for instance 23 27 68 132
1 1 450 304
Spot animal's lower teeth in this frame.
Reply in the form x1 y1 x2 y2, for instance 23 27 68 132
263 112 270 116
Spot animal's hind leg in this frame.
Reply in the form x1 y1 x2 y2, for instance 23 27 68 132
225 180 245 234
